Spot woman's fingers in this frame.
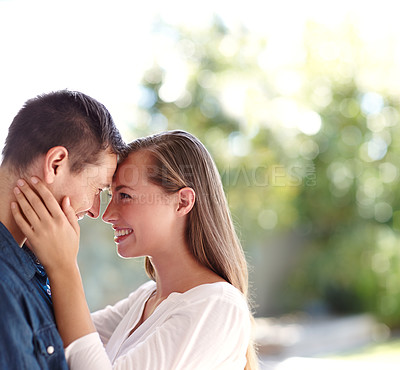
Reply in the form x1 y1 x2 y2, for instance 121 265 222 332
11 201 36 241
11 178 81 273
27 177 64 218
13 184 41 227
62 196 80 236
14 179 54 220
14 178 79 235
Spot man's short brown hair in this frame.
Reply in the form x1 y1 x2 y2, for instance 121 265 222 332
2 90 126 174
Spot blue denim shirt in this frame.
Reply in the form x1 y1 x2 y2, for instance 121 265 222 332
0 222 68 370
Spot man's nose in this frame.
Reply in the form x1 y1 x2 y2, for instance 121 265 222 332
86 193 101 219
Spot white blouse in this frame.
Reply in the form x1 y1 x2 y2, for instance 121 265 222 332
64 280 250 369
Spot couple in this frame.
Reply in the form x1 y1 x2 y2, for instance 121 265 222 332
0 90 257 369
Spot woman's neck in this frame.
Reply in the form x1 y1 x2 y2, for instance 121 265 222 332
150 246 226 300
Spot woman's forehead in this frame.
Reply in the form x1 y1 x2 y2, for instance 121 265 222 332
113 152 152 188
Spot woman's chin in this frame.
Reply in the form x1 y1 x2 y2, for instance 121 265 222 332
117 248 132 259
116 245 140 259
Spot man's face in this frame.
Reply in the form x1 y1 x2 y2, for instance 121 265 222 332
54 150 117 220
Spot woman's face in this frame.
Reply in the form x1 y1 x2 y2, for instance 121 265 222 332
102 151 178 258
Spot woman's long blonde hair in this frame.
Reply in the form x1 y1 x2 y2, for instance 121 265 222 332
126 130 258 369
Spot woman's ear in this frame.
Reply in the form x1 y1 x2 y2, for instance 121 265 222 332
43 146 69 184
176 187 195 216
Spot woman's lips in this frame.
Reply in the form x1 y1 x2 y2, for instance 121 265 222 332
113 228 133 243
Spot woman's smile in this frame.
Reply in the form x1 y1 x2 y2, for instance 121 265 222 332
113 227 134 243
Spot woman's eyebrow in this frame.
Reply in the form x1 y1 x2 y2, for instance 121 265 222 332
115 185 135 192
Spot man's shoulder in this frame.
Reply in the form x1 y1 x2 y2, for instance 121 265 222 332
0 256 29 297
0 240 36 299
0 229 37 277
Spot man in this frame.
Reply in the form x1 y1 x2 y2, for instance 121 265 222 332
0 90 126 369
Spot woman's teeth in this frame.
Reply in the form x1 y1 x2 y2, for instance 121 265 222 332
115 229 133 237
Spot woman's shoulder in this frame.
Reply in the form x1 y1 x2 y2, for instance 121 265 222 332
187 281 244 297
174 282 249 312
169 282 251 337
137 280 157 292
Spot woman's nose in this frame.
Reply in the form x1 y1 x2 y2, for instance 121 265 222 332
102 198 116 223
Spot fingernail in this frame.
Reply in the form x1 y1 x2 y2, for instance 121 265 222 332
11 202 16 209
31 177 39 184
17 179 24 187
66 197 70 206
14 187 21 195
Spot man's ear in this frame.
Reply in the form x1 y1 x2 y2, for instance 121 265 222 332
43 146 69 184
176 187 195 216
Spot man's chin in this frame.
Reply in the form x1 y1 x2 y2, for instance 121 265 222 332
76 213 86 221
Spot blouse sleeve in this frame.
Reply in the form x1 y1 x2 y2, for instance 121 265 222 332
91 295 132 346
65 288 250 370
64 332 112 370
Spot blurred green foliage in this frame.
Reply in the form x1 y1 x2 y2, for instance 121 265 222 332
80 17 400 327
137 19 400 325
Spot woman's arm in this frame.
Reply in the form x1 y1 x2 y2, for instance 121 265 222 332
49 262 95 347
11 178 96 347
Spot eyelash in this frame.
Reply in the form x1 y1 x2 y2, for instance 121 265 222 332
106 192 133 201
119 193 132 200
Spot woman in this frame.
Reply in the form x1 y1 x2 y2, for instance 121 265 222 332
12 130 258 369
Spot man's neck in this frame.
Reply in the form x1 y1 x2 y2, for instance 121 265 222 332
0 166 26 246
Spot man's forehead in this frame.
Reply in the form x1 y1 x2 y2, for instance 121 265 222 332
81 163 116 176
79 162 116 187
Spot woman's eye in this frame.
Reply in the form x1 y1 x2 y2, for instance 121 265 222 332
119 193 132 200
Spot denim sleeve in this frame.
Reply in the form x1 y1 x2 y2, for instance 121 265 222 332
0 281 65 370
